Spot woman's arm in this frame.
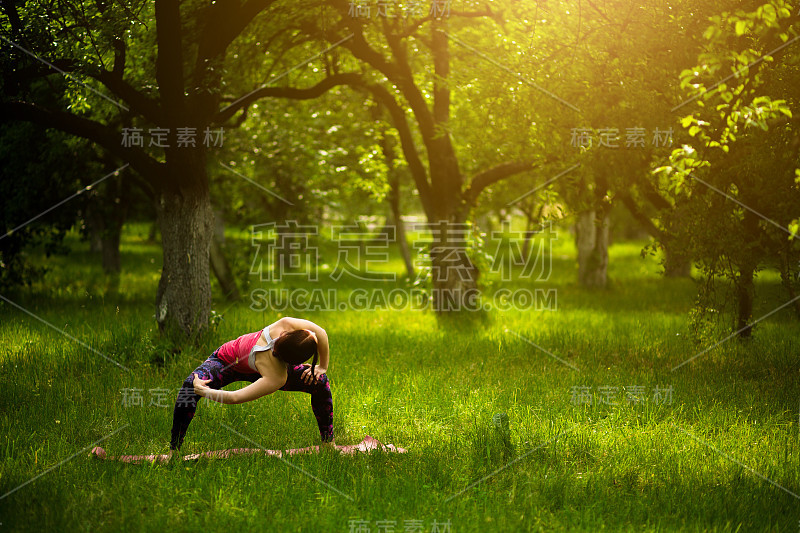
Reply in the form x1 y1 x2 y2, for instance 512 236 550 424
192 374 279 405
279 317 330 372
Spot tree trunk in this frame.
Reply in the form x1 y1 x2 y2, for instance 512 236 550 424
372 100 414 280
276 223 294 274
521 205 544 262
735 209 760 337
388 180 414 279
430 258 480 312
86 170 128 294
154 185 213 340
210 234 240 301
429 220 480 313
575 210 609 288
663 239 691 278
209 208 240 301
213 207 226 244
779 244 800 320
101 225 122 297
101 229 122 273
88 211 104 252
736 263 755 338
522 218 534 262
148 221 159 243
395 214 414 280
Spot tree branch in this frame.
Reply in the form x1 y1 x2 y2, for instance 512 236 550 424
195 0 275 67
213 72 362 124
155 0 185 125
464 160 543 205
356 80 434 216
1 101 164 188
1 0 24 36
398 9 494 39
637 179 673 211
90 68 162 124
1 49 161 124
618 190 663 239
324 1 438 144
369 28 436 144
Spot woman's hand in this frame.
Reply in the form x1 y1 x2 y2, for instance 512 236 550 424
192 373 212 397
301 365 326 385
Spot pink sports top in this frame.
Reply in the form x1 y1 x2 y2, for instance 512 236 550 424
216 326 275 374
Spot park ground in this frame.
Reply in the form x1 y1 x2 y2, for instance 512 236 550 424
0 223 798 532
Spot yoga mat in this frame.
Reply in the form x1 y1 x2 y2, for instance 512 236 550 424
90 435 407 463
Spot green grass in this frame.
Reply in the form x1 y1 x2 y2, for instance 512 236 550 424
0 223 798 532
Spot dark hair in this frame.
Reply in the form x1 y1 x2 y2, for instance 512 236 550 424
272 329 318 376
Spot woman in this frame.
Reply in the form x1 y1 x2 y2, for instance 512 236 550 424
170 316 333 452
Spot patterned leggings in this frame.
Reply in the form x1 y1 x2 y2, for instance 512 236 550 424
170 351 334 450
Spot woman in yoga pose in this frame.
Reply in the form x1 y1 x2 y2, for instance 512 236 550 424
170 316 333 452
90 318 406 462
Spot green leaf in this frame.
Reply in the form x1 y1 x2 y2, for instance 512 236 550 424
703 26 721 40
760 4 777 24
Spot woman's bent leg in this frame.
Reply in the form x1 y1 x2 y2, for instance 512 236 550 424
170 354 259 450
280 364 334 442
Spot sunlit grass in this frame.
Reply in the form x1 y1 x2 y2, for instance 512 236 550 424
0 223 797 531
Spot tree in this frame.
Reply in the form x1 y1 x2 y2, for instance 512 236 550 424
0 122 92 290
279 1 566 312
0 0 365 338
655 0 800 335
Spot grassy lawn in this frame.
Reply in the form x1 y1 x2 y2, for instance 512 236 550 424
0 224 798 532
